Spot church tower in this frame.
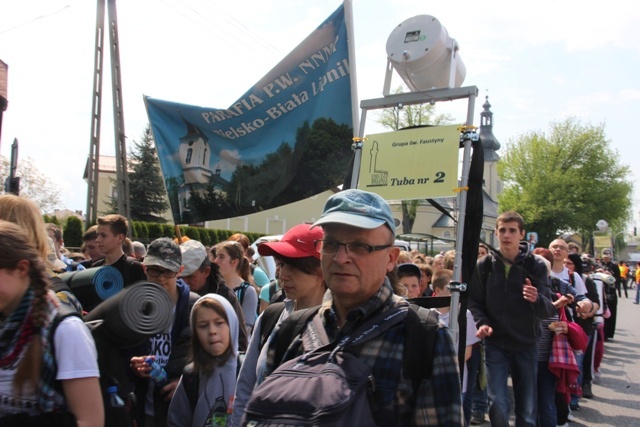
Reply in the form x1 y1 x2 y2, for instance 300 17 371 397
478 96 502 201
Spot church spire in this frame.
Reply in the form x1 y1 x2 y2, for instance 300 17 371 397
479 96 500 161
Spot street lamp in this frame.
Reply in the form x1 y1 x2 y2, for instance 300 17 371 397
593 219 612 258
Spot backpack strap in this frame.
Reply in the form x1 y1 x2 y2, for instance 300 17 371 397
260 302 286 349
181 367 200 413
273 305 321 367
48 304 83 393
404 305 440 392
235 282 250 306
49 275 72 294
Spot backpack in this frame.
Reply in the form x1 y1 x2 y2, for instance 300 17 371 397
242 304 440 426
50 305 133 427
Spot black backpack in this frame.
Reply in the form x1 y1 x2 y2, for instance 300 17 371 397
242 304 440 426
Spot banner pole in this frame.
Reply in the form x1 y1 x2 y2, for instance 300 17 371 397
344 0 359 135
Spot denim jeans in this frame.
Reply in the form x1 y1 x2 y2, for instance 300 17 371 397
570 351 585 407
537 360 557 427
463 344 488 426
485 343 538 427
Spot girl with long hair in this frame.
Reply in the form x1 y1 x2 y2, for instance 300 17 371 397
0 220 103 426
214 241 258 336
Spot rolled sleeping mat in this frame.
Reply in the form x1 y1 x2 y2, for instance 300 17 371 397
59 266 124 312
84 281 174 348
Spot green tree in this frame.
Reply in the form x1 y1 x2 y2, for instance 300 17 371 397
128 126 169 222
498 117 632 249
376 86 454 234
63 216 84 248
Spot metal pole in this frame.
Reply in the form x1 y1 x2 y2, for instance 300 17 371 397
447 93 477 343
86 0 106 226
107 0 131 224
350 108 368 189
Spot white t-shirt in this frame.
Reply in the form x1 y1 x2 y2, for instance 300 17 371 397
437 310 479 394
551 268 587 295
0 316 99 416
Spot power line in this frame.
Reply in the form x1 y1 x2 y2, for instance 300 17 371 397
157 0 278 69
0 5 71 35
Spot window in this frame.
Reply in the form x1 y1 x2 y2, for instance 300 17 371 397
443 231 451 239
186 148 193 164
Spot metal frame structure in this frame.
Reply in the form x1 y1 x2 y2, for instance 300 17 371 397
86 0 130 226
351 85 479 342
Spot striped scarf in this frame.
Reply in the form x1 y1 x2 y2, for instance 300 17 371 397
0 289 60 413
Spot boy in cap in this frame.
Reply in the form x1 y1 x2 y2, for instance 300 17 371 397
397 262 422 299
129 238 199 427
180 239 248 352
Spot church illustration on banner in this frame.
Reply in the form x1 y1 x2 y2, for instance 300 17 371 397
177 116 228 217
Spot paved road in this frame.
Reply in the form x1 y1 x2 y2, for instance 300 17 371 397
570 293 640 426
474 292 640 426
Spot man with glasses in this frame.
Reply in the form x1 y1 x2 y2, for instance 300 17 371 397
261 189 462 425
129 238 199 427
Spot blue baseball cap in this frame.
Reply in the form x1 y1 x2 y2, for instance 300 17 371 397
312 189 396 236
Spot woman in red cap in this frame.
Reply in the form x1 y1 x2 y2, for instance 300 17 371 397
230 224 325 426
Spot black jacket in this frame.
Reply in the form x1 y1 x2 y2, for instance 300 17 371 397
469 241 556 351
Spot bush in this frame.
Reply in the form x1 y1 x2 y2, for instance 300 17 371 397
137 222 149 239
147 223 163 240
63 216 84 248
162 224 175 239
185 226 201 242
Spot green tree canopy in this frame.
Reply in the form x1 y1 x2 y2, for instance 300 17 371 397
128 126 170 222
497 117 632 248
376 86 454 234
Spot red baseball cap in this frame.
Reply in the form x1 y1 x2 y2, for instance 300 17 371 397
257 224 323 260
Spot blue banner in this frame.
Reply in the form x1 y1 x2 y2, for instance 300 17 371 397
146 4 353 223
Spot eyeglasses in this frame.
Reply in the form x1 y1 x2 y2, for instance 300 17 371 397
146 267 178 278
314 239 392 256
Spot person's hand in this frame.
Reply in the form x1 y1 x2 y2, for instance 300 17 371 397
130 356 151 378
160 379 180 401
476 324 493 339
553 322 569 335
554 294 574 308
523 278 538 303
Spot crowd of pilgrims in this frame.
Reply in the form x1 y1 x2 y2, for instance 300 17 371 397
0 193 627 427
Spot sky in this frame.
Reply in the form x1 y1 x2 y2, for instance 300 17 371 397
1 0 639 228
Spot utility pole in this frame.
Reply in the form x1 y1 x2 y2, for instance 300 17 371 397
4 138 19 195
0 59 8 152
86 0 130 227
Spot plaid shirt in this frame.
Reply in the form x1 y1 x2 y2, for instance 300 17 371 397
263 278 463 426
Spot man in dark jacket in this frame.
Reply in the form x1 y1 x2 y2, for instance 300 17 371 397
469 211 555 427
129 238 198 427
